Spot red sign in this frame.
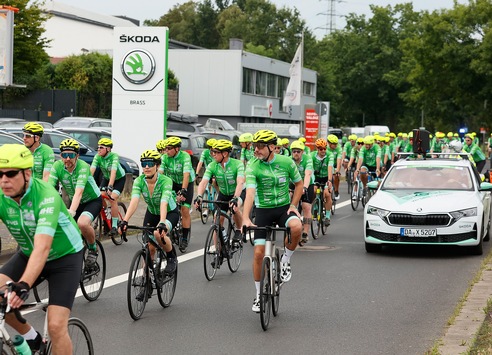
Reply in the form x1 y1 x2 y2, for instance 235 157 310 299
305 108 319 150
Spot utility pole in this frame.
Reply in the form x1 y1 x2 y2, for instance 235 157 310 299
317 0 344 34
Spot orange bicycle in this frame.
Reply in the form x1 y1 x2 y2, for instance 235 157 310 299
93 192 127 245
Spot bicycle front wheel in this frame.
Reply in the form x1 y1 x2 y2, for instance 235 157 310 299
46 317 95 354
271 249 281 317
310 199 320 240
227 237 243 273
92 214 103 241
156 251 178 308
203 226 220 281
80 240 106 301
127 249 149 320
259 257 272 331
351 182 359 211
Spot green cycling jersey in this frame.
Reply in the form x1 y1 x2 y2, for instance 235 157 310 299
0 178 83 261
160 150 195 184
203 157 244 196
359 144 381 167
310 150 334 178
293 153 314 184
131 173 177 215
199 149 214 167
49 159 101 203
245 154 301 208
32 143 55 179
327 145 342 165
91 152 126 180
240 147 254 163
463 143 485 162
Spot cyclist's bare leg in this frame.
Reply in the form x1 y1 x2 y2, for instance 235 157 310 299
108 191 120 228
47 305 72 355
253 245 265 281
301 202 312 235
285 217 302 250
153 231 173 253
181 205 191 229
78 215 95 245
334 174 340 194
324 183 332 212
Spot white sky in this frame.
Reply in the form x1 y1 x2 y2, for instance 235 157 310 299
51 0 463 38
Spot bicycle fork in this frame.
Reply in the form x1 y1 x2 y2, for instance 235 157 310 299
264 240 275 295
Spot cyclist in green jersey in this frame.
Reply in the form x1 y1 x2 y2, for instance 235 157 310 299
22 122 54 182
195 139 245 246
290 140 314 245
311 138 335 226
239 133 254 167
242 130 302 313
49 139 102 267
159 136 195 252
327 134 342 200
464 134 486 172
281 138 291 156
341 134 357 172
347 137 364 172
195 138 216 176
0 144 84 354
119 150 178 275
299 137 311 154
354 136 381 193
90 138 126 236
430 132 446 154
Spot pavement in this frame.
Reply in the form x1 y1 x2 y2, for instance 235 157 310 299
0 196 491 353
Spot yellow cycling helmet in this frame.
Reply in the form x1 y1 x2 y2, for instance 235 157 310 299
447 132 453 138
281 138 290 146
356 137 364 144
0 144 33 169
239 133 253 143
408 131 414 139
206 138 217 148
98 138 113 148
298 137 306 143
402 133 408 138
166 136 182 147
213 139 233 151
140 149 161 162
59 138 80 153
348 134 357 141
363 136 374 145
23 122 44 136
327 134 338 144
436 132 445 139
290 140 305 151
276 138 283 146
389 132 396 138
156 139 167 150
253 130 277 144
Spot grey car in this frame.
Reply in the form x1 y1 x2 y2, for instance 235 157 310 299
56 127 112 150
53 116 112 129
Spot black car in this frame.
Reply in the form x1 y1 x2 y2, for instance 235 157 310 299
55 127 112 150
165 131 206 169
0 128 139 178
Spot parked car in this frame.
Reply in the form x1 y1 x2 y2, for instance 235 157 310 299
167 111 204 133
203 118 243 137
0 131 23 145
0 128 139 178
166 131 206 169
200 131 241 159
0 120 54 129
53 116 111 129
364 154 492 255
56 127 111 150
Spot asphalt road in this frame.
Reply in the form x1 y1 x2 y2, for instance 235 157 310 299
17 189 491 355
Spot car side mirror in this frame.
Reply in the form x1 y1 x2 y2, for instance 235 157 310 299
367 181 379 190
479 182 492 191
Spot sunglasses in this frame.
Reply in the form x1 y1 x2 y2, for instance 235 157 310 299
97 146 107 150
253 143 267 149
358 142 364 145
292 149 303 154
210 150 220 155
141 161 156 168
317 148 326 151
23 134 35 139
165 146 175 151
61 152 77 159
0 170 22 178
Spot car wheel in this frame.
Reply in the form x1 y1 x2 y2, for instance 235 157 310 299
365 242 382 253
484 217 490 242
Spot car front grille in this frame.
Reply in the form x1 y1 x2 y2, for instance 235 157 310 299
366 229 477 243
387 213 451 226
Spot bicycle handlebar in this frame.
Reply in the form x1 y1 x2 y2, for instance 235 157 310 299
200 200 236 214
242 225 291 244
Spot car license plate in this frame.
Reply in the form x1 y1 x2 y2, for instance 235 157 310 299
400 228 437 237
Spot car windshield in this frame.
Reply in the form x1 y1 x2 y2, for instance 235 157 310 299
382 165 474 191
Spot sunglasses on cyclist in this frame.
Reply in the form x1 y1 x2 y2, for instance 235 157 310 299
165 146 176 151
317 148 326 151
292 149 303 154
358 142 364 145
0 170 22 178
141 161 156 168
210 150 220 155
61 152 77 159
253 143 268 149
97 146 107 150
23 134 35 139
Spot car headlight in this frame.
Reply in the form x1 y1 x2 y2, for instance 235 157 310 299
450 207 477 220
366 206 390 219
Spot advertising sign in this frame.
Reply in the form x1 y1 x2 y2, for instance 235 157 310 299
304 108 319 150
112 27 168 166
0 7 16 87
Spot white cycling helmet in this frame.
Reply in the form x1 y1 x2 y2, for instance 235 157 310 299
448 140 463 153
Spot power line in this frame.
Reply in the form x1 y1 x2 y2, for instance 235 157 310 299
317 0 345 34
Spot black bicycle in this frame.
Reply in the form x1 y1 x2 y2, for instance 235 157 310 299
311 182 327 239
168 202 187 253
123 225 178 320
243 225 290 331
202 200 243 281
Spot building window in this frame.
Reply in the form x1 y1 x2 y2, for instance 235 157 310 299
242 68 254 94
255 71 267 96
303 81 315 96
266 73 276 97
277 76 288 111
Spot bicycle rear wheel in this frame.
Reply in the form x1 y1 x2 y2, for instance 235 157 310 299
351 181 359 211
227 236 243 273
156 251 178 308
110 202 127 245
80 240 106 301
259 257 272 331
47 317 94 354
127 249 149 320
272 249 280 317
310 199 320 240
203 226 219 281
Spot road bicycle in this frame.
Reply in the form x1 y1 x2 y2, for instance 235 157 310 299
0 283 94 354
198 178 218 224
167 202 187 253
310 182 327 239
92 192 127 245
351 173 364 211
202 200 243 281
243 225 290 331
33 239 107 303
346 166 355 194
123 225 178 320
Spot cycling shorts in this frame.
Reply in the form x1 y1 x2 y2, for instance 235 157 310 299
314 176 328 185
254 204 299 240
172 182 194 207
301 184 315 203
1 250 83 309
75 196 102 222
362 165 377 174
216 190 246 213
101 176 125 196
143 207 179 232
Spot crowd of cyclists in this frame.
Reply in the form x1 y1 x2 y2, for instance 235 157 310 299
0 121 490 351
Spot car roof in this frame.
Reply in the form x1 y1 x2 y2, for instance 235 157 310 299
56 127 112 134
0 121 53 129
0 127 92 150
393 155 472 167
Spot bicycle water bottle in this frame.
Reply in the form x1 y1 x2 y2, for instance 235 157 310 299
13 335 31 355
105 207 111 219
221 227 228 244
